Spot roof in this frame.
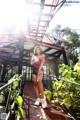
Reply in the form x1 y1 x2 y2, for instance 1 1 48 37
0 35 65 66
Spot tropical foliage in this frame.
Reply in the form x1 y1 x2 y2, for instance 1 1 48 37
52 59 80 120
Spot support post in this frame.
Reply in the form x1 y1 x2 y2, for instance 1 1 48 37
1 62 7 82
18 41 24 75
53 59 59 78
63 51 68 65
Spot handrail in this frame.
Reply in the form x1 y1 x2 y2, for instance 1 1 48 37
0 74 24 120
0 75 22 92
5 92 19 120
62 79 80 86
57 77 80 86
5 101 15 120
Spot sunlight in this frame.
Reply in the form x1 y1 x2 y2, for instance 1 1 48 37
0 0 30 34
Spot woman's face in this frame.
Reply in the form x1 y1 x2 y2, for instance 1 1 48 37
35 47 41 55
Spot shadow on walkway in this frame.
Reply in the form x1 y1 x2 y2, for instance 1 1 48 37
23 82 70 120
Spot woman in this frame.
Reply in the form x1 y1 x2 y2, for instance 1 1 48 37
30 46 47 108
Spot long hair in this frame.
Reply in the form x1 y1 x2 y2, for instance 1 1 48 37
34 46 43 56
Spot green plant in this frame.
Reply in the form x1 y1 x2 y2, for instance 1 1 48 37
52 60 80 120
15 95 24 118
0 91 5 103
15 107 24 118
44 90 52 102
2 74 24 118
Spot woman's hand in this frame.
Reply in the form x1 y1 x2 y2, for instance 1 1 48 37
30 60 36 65
30 55 38 65
37 70 43 82
38 69 41 76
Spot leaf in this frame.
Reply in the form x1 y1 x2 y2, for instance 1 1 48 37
74 62 80 73
16 107 24 118
70 92 73 97
15 96 23 106
44 90 52 101
63 97 72 108
13 81 19 88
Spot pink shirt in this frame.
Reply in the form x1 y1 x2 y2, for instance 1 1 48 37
31 55 45 75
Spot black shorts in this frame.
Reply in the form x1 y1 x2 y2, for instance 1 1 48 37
32 70 38 75
32 68 44 75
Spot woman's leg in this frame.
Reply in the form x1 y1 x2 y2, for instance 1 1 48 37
37 71 47 108
32 74 41 105
32 74 39 98
37 71 44 98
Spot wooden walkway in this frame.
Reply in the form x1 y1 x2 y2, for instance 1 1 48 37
23 82 71 120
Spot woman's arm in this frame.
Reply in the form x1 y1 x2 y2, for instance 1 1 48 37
31 60 35 65
30 55 35 65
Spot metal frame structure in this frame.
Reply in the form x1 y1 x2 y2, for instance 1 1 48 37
0 0 68 81
26 0 66 41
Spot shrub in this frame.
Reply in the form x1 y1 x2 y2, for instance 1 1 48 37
52 60 80 120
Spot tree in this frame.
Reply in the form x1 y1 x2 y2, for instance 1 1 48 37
50 24 80 65
64 31 80 65
51 24 62 40
61 27 71 36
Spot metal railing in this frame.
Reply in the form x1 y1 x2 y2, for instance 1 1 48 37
0 74 24 120
57 77 80 86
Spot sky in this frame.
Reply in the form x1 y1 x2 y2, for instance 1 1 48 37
47 2 80 33
0 0 80 35
0 0 28 35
